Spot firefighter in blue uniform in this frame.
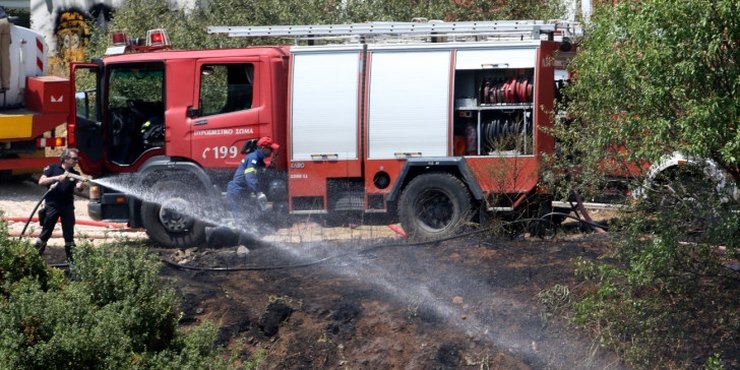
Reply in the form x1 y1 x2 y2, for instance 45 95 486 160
205 136 279 247
226 136 280 219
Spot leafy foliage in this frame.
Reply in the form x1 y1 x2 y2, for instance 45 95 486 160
557 0 738 178
81 0 566 54
0 226 231 370
555 1 739 368
573 248 738 369
0 238 57 296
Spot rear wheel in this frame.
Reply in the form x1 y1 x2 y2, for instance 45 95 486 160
141 180 206 248
398 173 472 240
0 169 12 183
644 165 725 235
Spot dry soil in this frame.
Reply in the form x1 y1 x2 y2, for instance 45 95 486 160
1 179 626 369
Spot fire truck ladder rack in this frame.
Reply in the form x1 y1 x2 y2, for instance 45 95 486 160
208 20 583 43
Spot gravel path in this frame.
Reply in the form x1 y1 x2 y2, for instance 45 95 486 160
1 179 401 248
0 179 147 247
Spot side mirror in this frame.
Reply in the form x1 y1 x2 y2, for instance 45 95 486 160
186 106 199 118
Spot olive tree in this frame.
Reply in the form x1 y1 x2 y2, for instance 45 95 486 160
90 0 566 52
560 0 738 240
557 1 738 367
559 0 737 190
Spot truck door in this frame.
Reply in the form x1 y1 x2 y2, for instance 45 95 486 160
189 59 262 170
68 63 103 176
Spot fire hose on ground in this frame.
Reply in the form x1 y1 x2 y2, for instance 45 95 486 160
161 212 610 272
5 173 609 272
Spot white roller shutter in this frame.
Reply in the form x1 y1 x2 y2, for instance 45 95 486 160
291 50 360 161
367 50 451 159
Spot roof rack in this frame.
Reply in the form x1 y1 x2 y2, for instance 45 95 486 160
208 20 583 42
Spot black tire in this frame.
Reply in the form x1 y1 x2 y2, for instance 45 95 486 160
0 169 12 183
141 180 206 248
398 173 472 240
648 166 707 208
643 165 724 234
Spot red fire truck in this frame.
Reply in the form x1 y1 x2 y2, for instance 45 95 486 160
67 21 581 247
0 18 69 181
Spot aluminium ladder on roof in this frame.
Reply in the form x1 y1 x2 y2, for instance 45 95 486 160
207 20 583 41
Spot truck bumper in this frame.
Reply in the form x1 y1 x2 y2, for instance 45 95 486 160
87 194 132 223
88 201 103 221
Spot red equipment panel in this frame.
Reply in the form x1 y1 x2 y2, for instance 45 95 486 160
25 76 70 114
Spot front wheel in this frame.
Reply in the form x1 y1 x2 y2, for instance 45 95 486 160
398 173 472 240
141 180 206 248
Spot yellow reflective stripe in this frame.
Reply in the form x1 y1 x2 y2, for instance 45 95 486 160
244 167 256 174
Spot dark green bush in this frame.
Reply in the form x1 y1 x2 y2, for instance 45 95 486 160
0 221 230 370
0 231 56 296
72 243 179 352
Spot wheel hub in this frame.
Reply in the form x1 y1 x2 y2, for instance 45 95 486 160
416 190 454 230
158 197 194 233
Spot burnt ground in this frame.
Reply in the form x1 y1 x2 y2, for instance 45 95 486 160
1 180 625 369
155 230 625 370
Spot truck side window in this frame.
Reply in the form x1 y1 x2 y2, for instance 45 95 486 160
75 90 96 120
199 63 254 117
107 63 165 164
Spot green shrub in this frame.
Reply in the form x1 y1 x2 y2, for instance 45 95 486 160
144 322 228 370
572 237 738 369
73 243 180 351
0 278 132 369
0 223 57 296
0 220 230 370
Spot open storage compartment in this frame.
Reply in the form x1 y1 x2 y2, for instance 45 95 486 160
453 67 535 157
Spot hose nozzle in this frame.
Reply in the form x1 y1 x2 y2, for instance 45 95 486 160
65 172 90 182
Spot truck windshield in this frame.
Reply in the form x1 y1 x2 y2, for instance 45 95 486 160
106 63 165 165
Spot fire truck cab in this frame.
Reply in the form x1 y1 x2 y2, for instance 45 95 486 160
68 21 581 247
